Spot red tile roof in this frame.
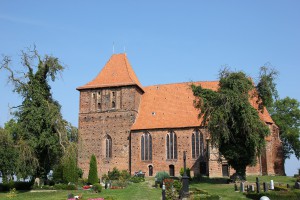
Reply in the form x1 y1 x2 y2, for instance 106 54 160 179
77 54 143 91
131 81 274 130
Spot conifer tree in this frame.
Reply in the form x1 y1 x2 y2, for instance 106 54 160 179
88 154 98 184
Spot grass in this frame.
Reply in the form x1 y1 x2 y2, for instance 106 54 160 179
0 179 161 200
0 176 297 200
189 175 298 200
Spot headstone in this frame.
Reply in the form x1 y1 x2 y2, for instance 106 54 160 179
263 182 268 192
270 180 274 190
250 185 255 192
295 182 300 189
234 183 238 191
256 177 260 193
240 182 245 192
35 178 40 186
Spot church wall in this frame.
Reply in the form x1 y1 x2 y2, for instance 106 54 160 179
78 86 142 178
131 128 209 177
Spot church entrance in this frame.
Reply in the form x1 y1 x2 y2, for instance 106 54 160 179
222 164 229 177
169 165 175 176
148 165 153 176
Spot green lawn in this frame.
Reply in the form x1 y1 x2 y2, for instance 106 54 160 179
0 179 161 200
0 176 297 200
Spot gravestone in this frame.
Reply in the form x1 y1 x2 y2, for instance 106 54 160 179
270 180 274 190
295 182 300 189
250 185 255 192
240 182 245 192
256 177 260 193
263 182 268 192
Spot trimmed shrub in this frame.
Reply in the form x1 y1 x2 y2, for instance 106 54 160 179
108 167 121 180
180 167 191 177
88 154 99 184
53 183 77 190
155 171 170 186
120 170 130 180
129 176 145 183
0 181 33 191
92 183 102 193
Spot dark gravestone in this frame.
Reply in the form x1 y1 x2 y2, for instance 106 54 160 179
256 177 260 193
263 182 268 192
181 151 189 197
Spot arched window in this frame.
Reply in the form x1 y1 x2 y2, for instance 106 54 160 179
192 130 204 159
167 131 177 160
106 135 112 159
112 101 116 109
141 132 152 161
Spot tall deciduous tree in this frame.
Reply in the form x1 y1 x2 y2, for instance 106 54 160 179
271 97 300 160
1 47 70 179
88 154 98 184
192 69 270 180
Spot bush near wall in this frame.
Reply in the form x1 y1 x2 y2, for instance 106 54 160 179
0 181 33 191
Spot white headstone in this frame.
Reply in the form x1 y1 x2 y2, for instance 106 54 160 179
270 180 274 190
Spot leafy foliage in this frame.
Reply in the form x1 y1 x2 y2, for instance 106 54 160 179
92 183 102 193
88 154 99 184
1 47 77 180
62 143 79 183
108 167 121 180
180 167 191 177
0 127 18 183
270 97 300 159
155 171 170 185
256 66 279 109
192 69 270 179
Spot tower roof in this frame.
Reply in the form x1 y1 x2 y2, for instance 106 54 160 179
77 54 143 91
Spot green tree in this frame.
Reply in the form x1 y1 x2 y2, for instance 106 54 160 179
88 154 98 184
62 143 78 183
256 66 279 110
1 47 70 180
270 97 300 159
192 69 270 180
0 127 18 183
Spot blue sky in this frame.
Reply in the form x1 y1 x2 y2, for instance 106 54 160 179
0 1 299 176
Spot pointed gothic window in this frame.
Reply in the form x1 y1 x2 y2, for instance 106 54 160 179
106 135 112 159
192 130 204 159
167 131 177 160
141 132 152 161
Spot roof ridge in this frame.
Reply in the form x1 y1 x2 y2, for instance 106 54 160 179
144 80 219 87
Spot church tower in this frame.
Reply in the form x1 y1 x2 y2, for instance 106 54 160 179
77 54 144 178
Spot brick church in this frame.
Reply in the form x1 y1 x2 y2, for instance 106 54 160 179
77 54 284 178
